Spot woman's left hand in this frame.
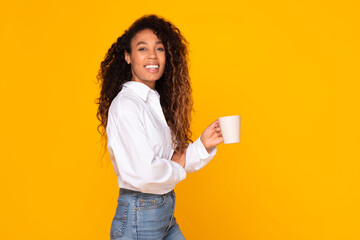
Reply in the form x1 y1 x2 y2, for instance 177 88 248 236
200 119 224 153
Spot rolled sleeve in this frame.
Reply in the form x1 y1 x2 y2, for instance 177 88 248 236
184 136 217 173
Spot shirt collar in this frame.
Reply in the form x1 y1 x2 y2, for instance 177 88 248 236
123 81 159 101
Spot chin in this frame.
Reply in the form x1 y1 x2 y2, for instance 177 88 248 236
147 76 162 82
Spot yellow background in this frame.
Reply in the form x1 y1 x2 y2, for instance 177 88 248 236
1 0 359 239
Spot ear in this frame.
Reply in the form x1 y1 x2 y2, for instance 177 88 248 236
124 51 131 64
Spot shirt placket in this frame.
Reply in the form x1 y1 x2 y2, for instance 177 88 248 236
148 92 167 125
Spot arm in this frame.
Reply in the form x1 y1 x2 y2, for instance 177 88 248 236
175 119 224 173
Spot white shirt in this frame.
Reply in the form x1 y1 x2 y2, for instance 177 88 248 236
106 81 217 194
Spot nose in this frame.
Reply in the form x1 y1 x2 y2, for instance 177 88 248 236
148 48 157 59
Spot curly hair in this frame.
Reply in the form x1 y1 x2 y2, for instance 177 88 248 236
96 15 193 161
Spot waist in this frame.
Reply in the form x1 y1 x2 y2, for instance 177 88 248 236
119 188 175 197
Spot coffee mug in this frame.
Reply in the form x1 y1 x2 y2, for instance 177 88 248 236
218 115 240 144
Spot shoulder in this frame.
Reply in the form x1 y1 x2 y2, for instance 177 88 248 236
109 87 143 119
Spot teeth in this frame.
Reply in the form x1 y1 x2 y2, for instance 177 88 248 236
145 65 159 69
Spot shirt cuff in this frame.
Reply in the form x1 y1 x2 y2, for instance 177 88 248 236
195 136 217 158
184 136 217 173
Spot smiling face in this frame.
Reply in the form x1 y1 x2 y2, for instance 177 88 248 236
124 28 166 89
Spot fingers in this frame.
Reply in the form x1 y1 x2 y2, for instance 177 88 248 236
211 119 219 129
214 121 222 137
207 118 224 139
212 120 220 129
210 133 224 147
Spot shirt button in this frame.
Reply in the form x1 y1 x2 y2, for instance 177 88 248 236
136 207 139 210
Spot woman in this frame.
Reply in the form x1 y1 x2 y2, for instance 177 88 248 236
96 15 223 240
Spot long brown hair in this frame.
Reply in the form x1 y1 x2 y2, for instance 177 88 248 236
96 15 193 161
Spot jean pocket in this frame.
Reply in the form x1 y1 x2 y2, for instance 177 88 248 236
110 201 129 239
139 195 166 210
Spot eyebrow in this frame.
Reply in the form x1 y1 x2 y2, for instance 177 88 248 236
136 40 163 46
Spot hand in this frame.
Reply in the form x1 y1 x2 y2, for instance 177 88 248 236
200 119 224 153
171 148 186 168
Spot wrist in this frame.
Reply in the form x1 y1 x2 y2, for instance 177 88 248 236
200 134 208 149
200 134 214 154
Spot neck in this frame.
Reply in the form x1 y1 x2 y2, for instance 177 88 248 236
131 79 155 90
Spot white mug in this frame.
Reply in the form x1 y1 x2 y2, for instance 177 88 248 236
218 115 240 144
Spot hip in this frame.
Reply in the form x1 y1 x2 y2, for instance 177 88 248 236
110 188 178 239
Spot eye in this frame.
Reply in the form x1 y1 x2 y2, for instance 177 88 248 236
138 47 146 51
157 47 165 51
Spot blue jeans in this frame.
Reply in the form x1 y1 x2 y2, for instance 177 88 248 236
110 188 186 240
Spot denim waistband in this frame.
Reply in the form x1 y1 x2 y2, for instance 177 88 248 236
119 188 175 197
